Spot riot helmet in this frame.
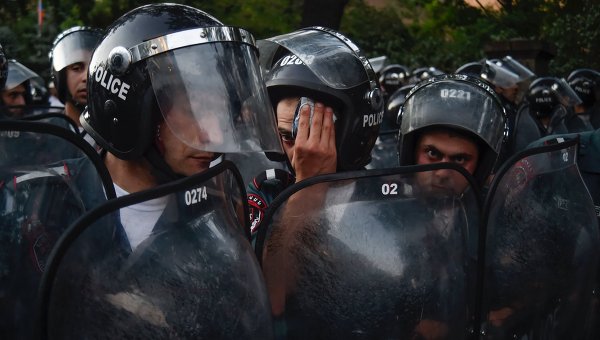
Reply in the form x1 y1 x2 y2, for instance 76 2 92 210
397 74 507 185
259 27 383 170
368 55 389 75
455 61 484 80
481 59 521 89
567 68 600 107
378 64 410 95
50 26 103 107
408 66 444 84
493 56 535 104
382 84 413 134
0 44 7 90
1 59 39 117
527 77 582 119
82 3 282 165
498 56 535 83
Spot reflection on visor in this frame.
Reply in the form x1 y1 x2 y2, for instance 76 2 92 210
6 60 39 90
52 31 99 71
483 60 520 88
263 29 369 89
552 78 583 107
148 43 282 155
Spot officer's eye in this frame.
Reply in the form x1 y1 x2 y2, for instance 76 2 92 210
68 63 85 72
451 154 470 165
425 146 441 160
279 132 295 144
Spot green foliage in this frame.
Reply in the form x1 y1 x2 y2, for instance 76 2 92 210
340 0 413 64
544 0 600 76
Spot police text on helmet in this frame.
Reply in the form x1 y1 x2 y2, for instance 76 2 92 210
94 66 130 100
363 111 384 127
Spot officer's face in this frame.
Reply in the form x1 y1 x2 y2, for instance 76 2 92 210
1 83 26 117
66 54 91 105
276 96 301 161
414 129 479 194
158 101 217 176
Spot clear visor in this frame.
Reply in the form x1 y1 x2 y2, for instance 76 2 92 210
483 60 521 88
260 29 368 89
553 78 583 107
149 43 283 155
51 31 99 72
501 56 536 81
5 60 39 90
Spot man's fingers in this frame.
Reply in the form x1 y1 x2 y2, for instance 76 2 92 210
295 103 312 142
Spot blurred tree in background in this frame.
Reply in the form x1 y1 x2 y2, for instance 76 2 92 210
0 0 598 83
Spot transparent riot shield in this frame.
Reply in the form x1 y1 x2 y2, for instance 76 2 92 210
255 164 482 339
0 120 114 339
20 108 78 133
367 133 399 169
479 139 600 339
40 161 273 339
221 151 287 187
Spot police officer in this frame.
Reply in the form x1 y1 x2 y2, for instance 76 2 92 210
81 3 281 235
526 76 585 134
378 63 410 97
247 27 383 236
49 26 102 141
398 74 507 192
567 68 600 129
1 59 40 118
40 5 280 338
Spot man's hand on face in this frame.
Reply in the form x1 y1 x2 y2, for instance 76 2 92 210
292 101 337 182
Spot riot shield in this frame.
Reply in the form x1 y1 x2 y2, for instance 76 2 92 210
479 139 600 339
20 108 78 133
40 161 273 339
0 120 114 339
221 151 287 187
256 164 482 339
367 133 399 169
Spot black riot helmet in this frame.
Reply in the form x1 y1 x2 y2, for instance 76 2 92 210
408 66 444 85
50 26 103 105
382 84 413 134
379 64 410 95
0 44 7 90
1 59 39 111
527 77 582 119
259 27 384 171
82 3 282 162
397 74 507 185
567 68 600 107
455 61 484 79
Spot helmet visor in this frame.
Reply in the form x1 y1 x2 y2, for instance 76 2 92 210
52 30 100 72
260 29 368 89
553 78 583 107
501 56 536 82
149 43 283 155
5 60 39 90
483 60 520 88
